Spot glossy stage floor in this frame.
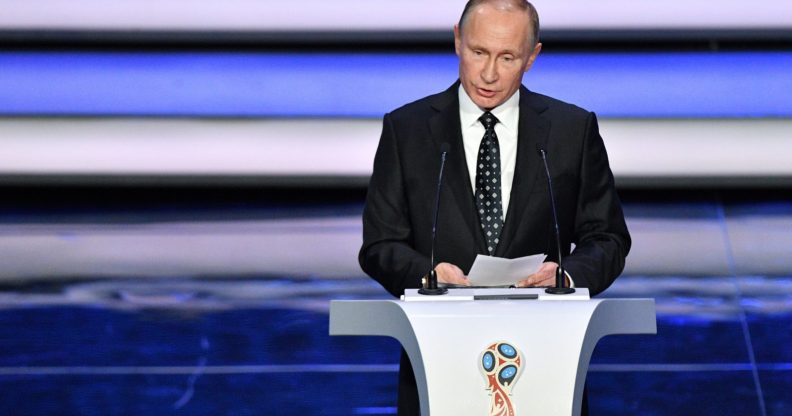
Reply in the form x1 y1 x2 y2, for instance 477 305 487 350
0 196 790 415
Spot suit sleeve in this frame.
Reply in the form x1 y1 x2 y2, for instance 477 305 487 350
359 113 431 297
563 112 631 296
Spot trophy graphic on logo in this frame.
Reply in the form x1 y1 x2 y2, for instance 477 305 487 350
480 342 523 416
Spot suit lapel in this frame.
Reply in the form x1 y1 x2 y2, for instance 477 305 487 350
494 87 550 257
429 83 488 254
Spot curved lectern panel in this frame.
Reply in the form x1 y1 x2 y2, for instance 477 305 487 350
330 288 655 416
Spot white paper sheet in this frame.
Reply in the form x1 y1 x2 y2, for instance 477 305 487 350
467 254 547 287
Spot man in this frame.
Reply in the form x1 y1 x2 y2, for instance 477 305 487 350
359 0 630 414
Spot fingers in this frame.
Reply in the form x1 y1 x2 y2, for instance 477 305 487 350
515 274 554 288
433 261 561 288
435 262 470 286
515 262 558 287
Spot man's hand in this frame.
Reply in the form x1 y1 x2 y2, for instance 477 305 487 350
434 262 470 286
515 262 561 288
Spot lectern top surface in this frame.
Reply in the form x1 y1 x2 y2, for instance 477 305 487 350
402 287 590 302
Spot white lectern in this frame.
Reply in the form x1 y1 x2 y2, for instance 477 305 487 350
330 288 656 416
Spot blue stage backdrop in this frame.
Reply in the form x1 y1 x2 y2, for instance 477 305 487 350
0 52 790 118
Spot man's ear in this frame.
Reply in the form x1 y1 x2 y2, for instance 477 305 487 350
524 42 542 72
454 24 462 57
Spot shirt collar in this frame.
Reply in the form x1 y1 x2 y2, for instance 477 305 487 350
458 84 520 134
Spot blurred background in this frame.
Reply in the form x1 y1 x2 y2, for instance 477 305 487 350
0 0 790 414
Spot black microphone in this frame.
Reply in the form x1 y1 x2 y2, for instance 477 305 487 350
419 142 450 295
536 144 575 295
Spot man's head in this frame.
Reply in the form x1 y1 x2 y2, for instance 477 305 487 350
454 0 542 109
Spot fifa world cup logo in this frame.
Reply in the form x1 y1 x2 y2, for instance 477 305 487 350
480 342 522 416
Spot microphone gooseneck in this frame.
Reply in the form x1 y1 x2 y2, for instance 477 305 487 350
419 142 450 295
537 144 575 295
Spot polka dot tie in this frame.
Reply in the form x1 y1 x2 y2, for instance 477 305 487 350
475 111 503 255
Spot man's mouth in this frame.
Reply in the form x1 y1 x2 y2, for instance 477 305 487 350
476 87 497 98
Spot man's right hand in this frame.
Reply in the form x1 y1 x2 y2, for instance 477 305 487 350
434 262 470 286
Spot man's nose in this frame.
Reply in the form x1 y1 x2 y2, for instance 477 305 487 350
481 58 498 83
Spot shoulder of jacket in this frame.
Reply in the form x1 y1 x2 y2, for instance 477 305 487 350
526 90 592 118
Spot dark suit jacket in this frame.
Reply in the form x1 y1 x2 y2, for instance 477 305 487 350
359 82 630 298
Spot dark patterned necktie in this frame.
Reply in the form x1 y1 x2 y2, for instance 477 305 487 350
475 111 503 255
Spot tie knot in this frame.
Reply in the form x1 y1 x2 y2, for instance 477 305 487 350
479 111 498 130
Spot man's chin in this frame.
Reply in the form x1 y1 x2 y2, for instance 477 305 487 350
473 95 504 110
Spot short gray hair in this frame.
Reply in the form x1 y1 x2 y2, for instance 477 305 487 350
458 0 540 46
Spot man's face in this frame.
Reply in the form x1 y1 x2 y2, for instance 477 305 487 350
454 4 542 109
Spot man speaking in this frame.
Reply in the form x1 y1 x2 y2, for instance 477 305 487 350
359 0 630 413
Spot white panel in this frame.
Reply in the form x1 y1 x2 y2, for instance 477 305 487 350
623 217 731 276
600 119 792 178
0 118 380 176
727 215 792 276
2 210 792 279
0 218 364 279
1 118 791 179
1 0 790 31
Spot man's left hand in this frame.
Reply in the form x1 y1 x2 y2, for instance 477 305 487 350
515 262 561 288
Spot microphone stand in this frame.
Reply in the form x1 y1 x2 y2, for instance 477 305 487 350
419 143 450 295
537 146 575 295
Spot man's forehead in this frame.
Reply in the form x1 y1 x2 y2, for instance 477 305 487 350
463 6 531 35
461 9 531 46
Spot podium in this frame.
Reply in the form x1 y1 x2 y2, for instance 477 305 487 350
329 288 656 415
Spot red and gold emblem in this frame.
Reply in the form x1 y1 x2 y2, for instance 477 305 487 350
480 342 522 416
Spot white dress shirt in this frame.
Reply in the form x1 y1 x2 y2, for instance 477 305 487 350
458 86 574 286
458 85 520 222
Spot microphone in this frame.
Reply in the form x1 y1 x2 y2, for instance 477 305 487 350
419 142 450 295
536 144 575 295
